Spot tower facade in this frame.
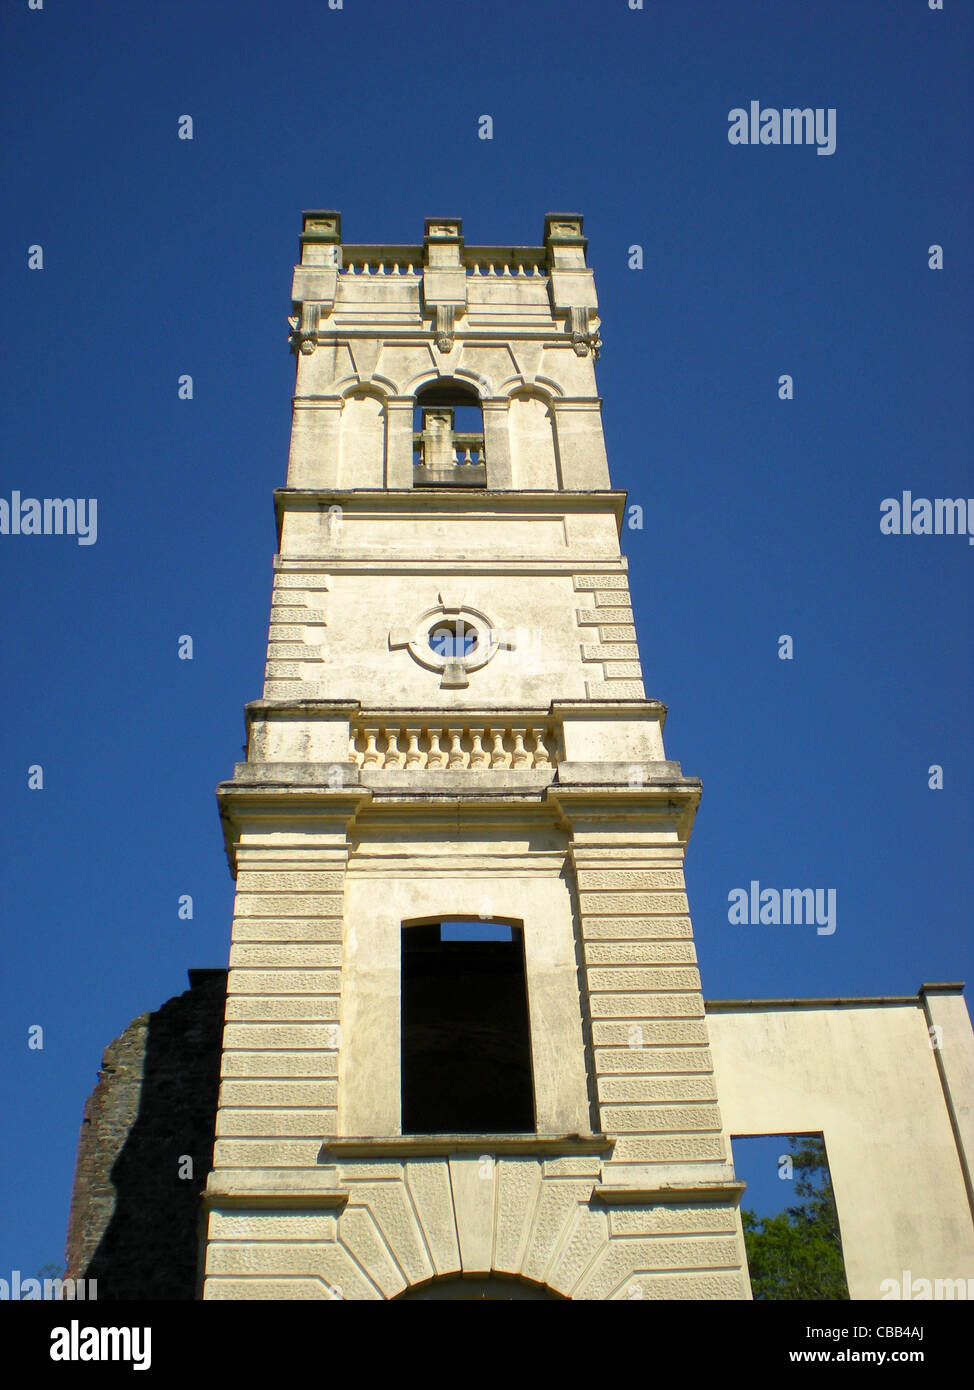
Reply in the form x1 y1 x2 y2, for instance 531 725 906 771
200 212 751 1300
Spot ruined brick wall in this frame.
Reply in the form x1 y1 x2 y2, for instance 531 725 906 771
64 969 227 1300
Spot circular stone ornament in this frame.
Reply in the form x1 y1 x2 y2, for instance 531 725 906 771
389 596 515 688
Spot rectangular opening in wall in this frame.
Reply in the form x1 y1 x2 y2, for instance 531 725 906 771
401 919 534 1134
730 1132 850 1300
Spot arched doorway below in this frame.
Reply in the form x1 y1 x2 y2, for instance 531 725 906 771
396 1275 565 1300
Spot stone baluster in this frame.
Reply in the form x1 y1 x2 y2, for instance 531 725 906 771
469 729 489 769
512 729 530 768
489 727 509 768
382 726 404 768
427 728 446 769
447 728 465 770
532 727 553 769
404 729 423 770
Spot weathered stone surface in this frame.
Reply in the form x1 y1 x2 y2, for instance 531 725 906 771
225 996 340 1021
212 1139 323 1167
65 970 227 1299
587 966 702 992
217 1080 338 1107
590 992 706 1019
594 1045 713 1073
609 1134 727 1163
598 1074 717 1103
599 1103 722 1132
221 1024 339 1049
338 1207 408 1299
582 916 693 940
207 1211 338 1242
592 1019 710 1046
405 1160 462 1277
577 868 686 891
220 1050 339 1077
579 892 690 915
229 917 344 941
226 968 341 995
493 1159 543 1275
585 941 696 964
229 944 343 967
215 1108 337 1137
235 872 345 893
233 893 344 917
608 1206 737 1237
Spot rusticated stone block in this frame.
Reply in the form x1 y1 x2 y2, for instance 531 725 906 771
207 1211 338 1242
233 893 343 917
235 871 345 893
592 1019 710 1046
220 1050 339 1078
226 968 342 995
587 966 702 992
212 1138 324 1167
229 917 343 941
574 573 629 590
598 1103 722 1133
608 1134 727 1163
584 941 696 965
224 996 340 1022
582 916 694 940
221 1023 339 1049
547 1205 609 1295
345 1184 434 1287
598 1074 717 1103
203 1277 341 1300
405 1160 462 1277
217 1080 338 1108
590 992 706 1019
493 1159 543 1275
204 1242 376 1300
594 1046 714 1074
577 868 686 891
229 944 343 968
579 892 690 915
338 1207 409 1299
215 1108 338 1137
608 1206 737 1237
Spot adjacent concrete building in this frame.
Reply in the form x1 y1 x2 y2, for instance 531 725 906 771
67 211 974 1300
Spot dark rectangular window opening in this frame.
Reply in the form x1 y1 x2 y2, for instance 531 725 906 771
401 919 535 1135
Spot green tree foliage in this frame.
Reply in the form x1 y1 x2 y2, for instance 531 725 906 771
743 1134 850 1300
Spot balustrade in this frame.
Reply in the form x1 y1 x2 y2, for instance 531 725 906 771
350 721 557 772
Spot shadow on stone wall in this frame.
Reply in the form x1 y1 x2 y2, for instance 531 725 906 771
65 969 227 1300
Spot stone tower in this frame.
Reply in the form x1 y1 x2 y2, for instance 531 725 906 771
200 212 751 1300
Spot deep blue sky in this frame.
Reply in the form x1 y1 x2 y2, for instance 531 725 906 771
1 0 970 1274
